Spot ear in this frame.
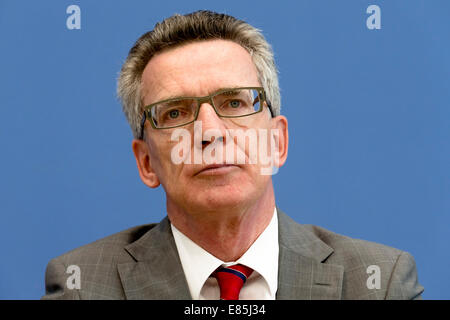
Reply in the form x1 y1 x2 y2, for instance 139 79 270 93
271 115 289 168
132 139 160 188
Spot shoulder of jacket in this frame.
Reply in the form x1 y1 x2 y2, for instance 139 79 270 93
301 224 404 262
50 223 158 265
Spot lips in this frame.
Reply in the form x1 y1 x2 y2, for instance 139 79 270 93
194 164 238 176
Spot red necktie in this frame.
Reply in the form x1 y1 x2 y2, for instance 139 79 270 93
213 264 253 300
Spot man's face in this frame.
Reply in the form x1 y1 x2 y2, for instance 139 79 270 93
133 39 287 214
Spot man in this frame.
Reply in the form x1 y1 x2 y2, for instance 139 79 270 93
42 10 424 300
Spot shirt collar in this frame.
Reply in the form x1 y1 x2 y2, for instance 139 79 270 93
171 208 279 300
235 209 278 297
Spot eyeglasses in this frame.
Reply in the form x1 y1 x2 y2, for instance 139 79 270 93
139 87 273 139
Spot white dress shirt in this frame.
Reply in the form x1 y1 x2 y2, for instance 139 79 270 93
171 208 279 300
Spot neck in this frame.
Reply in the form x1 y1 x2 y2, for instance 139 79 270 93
167 182 275 262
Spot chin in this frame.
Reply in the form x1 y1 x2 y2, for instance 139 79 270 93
189 185 255 211
178 168 267 210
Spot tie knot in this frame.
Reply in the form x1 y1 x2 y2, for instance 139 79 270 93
213 264 253 300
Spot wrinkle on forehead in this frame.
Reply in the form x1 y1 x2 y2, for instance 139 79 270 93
141 39 260 106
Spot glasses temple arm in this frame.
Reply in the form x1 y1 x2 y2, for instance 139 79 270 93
138 112 146 140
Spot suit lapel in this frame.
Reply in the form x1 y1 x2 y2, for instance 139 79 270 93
276 209 344 299
117 217 191 299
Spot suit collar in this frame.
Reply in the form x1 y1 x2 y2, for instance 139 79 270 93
277 208 334 262
117 217 191 299
276 208 344 299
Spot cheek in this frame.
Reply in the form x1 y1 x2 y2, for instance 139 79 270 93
148 140 182 180
226 168 271 202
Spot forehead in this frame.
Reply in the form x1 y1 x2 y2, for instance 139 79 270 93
141 40 260 105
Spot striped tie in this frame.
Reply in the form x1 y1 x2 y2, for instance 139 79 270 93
213 264 253 300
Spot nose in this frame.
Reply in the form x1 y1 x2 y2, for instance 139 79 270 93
196 102 227 147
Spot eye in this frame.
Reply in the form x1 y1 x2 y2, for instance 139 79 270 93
229 100 241 108
168 109 180 119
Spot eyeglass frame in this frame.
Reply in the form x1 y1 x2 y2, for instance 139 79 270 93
138 86 274 140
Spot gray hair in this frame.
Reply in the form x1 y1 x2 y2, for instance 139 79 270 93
117 10 281 139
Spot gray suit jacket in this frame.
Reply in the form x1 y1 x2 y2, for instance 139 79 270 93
42 209 424 299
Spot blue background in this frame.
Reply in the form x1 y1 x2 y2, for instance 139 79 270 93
0 0 448 299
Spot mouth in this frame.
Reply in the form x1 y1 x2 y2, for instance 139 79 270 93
194 164 239 176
